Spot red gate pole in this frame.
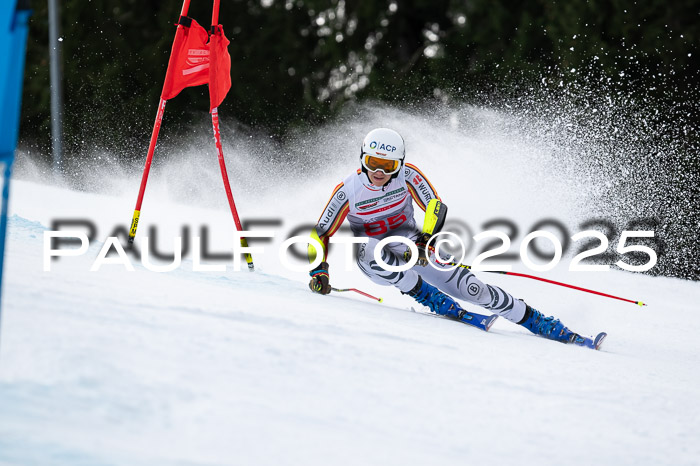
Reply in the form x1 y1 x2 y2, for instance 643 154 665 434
129 98 165 243
211 108 254 270
211 0 220 26
128 0 192 244
209 0 254 270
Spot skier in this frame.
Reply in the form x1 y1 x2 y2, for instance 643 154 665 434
307 128 604 348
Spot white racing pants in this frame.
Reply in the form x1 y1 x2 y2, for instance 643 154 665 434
357 235 527 323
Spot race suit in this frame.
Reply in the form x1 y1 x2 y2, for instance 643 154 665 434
310 163 527 322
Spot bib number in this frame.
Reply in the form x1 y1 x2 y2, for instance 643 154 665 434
364 213 407 236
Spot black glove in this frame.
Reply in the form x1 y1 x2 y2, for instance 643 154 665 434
403 233 431 267
309 261 331 295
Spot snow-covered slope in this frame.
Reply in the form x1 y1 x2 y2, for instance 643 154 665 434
2 106 699 465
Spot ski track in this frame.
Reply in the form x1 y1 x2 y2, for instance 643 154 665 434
1 179 699 466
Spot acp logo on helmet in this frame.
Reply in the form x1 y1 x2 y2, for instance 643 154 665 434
369 141 397 152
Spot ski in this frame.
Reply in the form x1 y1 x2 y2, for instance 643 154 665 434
454 309 498 332
570 331 607 350
410 305 498 332
585 332 607 350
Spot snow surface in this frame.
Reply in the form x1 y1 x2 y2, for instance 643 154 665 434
2 113 700 465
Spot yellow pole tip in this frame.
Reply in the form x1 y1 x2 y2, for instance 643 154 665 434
638 301 646 307
378 298 383 303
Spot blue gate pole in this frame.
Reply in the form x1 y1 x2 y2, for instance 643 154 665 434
0 0 32 347
0 159 14 303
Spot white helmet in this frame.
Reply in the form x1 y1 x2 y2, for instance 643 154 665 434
360 128 405 177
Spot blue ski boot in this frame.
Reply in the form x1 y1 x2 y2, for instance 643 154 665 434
406 277 498 331
518 305 598 347
407 277 462 318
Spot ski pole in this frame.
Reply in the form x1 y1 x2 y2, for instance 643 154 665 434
331 287 383 303
448 262 646 306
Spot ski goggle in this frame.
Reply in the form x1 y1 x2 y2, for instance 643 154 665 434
362 154 401 175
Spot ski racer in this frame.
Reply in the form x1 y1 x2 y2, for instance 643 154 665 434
307 128 604 348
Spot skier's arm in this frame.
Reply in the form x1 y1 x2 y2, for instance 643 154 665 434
308 183 349 295
403 165 445 266
308 182 350 263
404 163 441 212
405 199 449 267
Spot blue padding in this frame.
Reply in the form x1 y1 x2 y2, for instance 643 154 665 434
0 1 32 320
1 5 31 157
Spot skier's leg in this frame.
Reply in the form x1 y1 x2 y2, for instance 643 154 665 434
356 237 421 292
357 238 474 319
416 263 527 322
515 304 590 345
417 260 587 344
357 238 588 344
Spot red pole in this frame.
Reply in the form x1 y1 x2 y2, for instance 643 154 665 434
211 0 220 26
211 107 254 270
180 0 191 17
129 98 166 243
129 0 191 243
503 271 647 306
448 262 646 306
331 287 383 303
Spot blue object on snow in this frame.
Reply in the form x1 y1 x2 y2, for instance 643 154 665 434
0 0 32 325
409 277 463 318
409 277 497 331
519 305 575 343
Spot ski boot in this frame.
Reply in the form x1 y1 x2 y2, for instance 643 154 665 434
406 277 498 331
518 305 606 349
